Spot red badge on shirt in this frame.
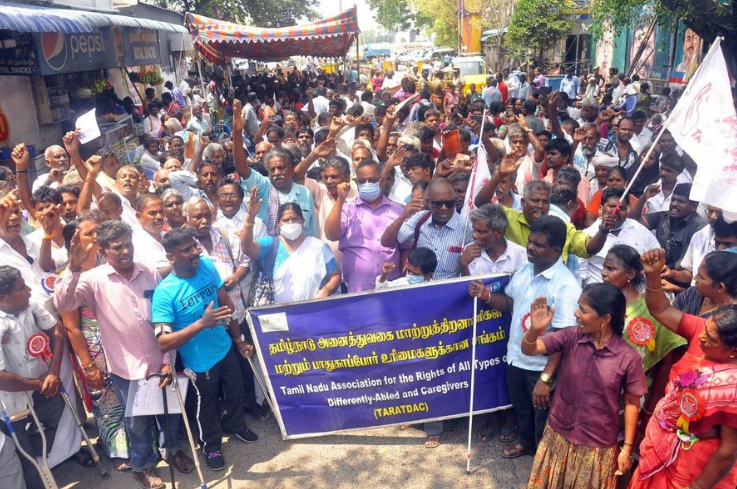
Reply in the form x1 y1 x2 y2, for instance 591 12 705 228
521 312 545 336
626 317 656 352
27 332 52 362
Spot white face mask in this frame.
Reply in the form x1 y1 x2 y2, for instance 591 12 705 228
280 222 303 241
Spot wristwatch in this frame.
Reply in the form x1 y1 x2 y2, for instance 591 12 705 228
234 334 246 344
540 372 553 384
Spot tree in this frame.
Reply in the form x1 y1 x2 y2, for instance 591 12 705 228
144 0 319 27
366 0 413 32
411 0 458 47
590 0 736 71
504 0 573 60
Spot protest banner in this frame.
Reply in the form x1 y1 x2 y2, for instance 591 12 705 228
247 274 511 439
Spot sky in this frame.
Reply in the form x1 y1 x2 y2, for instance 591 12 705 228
314 0 378 31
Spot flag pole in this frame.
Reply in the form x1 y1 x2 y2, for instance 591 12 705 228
616 41 713 208
465 295 479 474
459 109 487 247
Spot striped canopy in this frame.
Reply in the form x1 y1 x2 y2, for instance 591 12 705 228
186 8 359 64
0 1 188 34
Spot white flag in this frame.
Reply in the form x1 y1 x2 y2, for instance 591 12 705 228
461 143 492 219
667 39 737 216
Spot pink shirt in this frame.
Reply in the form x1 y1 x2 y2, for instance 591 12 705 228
54 263 165 380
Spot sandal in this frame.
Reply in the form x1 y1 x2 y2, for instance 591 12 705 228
500 424 519 444
398 424 413 431
479 418 502 443
500 442 534 459
424 435 441 449
171 450 195 474
75 447 96 467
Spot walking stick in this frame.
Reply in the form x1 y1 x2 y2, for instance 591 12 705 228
0 396 59 489
173 353 208 489
20 336 110 479
146 372 177 489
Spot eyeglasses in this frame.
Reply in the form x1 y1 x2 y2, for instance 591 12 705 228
430 200 455 209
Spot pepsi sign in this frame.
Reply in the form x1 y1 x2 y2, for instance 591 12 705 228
35 28 117 75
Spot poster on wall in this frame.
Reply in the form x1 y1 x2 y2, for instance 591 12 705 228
670 26 703 84
122 28 160 66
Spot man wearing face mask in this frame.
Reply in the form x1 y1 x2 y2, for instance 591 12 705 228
324 160 405 292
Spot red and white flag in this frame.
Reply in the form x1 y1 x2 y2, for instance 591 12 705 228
667 38 737 217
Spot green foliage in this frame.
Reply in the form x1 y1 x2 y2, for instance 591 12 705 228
505 0 573 57
366 0 413 32
143 0 319 27
411 0 458 46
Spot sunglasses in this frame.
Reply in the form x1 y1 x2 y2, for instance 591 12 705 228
430 200 455 209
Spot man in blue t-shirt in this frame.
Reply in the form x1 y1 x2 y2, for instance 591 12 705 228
152 227 258 471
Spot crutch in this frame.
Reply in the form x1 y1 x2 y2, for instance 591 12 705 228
0 395 59 489
244 354 276 414
147 372 177 489
9 351 110 479
172 353 208 489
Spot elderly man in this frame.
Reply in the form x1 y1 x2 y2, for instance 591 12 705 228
186 104 210 135
132 193 169 271
32 145 69 192
474 157 614 269
233 100 316 236
461 203 527 276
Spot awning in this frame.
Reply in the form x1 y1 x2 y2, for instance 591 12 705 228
186 8 360 64
0 1 188 34
481 28 508 42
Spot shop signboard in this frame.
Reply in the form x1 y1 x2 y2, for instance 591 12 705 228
122 28 160 66
34 28 117 76
0 31 40 76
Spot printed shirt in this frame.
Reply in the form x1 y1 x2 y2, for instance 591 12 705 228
397 211 472 280
505 259 581 371
198 227 249 323
467 238 527 276
152 256 231 373
0 301 57 415
54 263 164 380
338 196 406 292
541 327 648 448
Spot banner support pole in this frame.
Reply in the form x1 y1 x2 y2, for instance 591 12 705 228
465 296 479 474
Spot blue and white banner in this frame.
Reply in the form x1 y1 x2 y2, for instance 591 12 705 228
247 275 511 439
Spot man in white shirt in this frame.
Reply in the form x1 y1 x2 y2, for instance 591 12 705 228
632 110 653 149
131 194 169 271
32 145 70 192
581 187 660 284
303 87 330 120
461 203 527 276
503 68 520 99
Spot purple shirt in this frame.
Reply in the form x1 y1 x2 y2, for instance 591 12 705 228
541 326 647 448
54 263 165 380
338 196 405 292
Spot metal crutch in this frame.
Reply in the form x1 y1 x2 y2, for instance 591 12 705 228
6 353 110 480
147 372 177 489
0 395 59 489
172 352 208 489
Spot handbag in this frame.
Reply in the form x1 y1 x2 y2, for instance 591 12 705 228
250 236 279 308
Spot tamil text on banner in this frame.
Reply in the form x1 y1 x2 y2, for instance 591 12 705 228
247 275 511 439
666 38 737 218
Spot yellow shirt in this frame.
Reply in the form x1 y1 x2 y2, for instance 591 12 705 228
502 206 592 263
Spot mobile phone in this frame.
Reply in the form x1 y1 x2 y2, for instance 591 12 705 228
471 115 483 124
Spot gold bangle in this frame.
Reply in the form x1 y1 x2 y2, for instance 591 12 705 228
620 449 632 459
645 285 662 292
43 234 54 240
523 331 537 345
243 222 255 227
